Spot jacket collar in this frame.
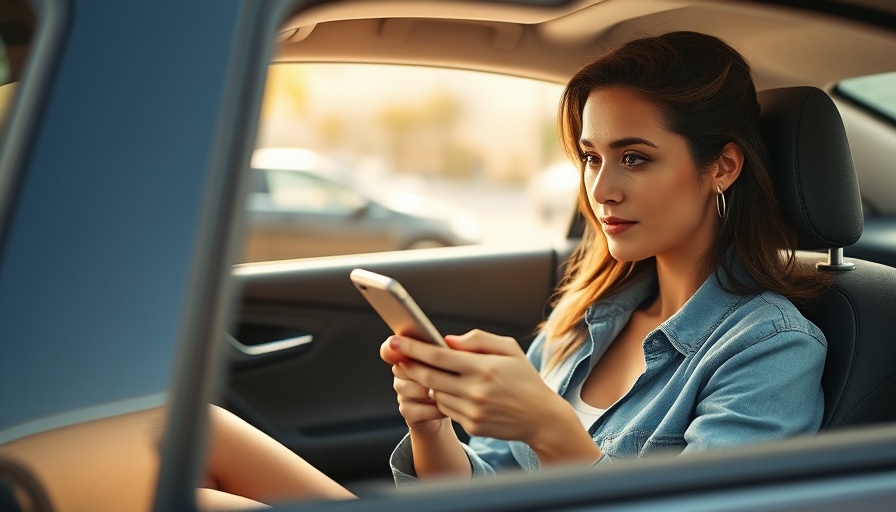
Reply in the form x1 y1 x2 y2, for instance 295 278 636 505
584 260 750 356
659 269 749 356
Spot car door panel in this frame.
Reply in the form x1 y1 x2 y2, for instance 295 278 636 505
223 243 574 484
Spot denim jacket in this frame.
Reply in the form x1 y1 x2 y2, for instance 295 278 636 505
390 266 827 485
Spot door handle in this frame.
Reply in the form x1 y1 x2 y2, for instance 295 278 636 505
228 333 313 356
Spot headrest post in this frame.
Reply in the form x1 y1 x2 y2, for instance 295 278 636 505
816 247 855 272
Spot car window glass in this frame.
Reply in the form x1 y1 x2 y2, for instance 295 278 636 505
836 71 896 123
246 63 575 263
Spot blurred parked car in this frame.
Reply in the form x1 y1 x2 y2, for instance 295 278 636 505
244 148 481 261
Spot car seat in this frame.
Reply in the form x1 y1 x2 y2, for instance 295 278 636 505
759 86 896 428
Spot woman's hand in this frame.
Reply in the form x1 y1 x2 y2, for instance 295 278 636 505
380 337 448 435
380 336 471 480
386 330 566 446
381 331 602 468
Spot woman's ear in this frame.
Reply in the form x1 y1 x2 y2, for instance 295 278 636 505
713 142 744 190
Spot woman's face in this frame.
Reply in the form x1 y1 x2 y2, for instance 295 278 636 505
579 87 718 266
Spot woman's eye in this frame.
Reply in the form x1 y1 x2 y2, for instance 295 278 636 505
621 154 647 167
583 154 600 167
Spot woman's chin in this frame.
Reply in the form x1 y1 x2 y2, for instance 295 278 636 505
607 245 644 263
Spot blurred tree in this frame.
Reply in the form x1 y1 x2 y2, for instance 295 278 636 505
317 114 347 152
445 145 477 180
260 65 309 121
379 92 465 178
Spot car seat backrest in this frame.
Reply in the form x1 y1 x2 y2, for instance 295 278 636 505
759 86 896 428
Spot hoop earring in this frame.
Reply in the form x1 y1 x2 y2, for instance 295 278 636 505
716 184 727 219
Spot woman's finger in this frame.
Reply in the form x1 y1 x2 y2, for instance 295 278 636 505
425 392 471 426
392 363 409 380
393 375 434 403
393 362 442 401
445 330 523 357
397 359 470 398
397 401 446 427
381 336 410 365
389 336 477 374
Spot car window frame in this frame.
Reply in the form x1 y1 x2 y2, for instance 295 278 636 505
153 1 291 509
0 0 69 251
0 0 290 510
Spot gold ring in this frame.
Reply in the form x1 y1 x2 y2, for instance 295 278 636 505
428 388 436 400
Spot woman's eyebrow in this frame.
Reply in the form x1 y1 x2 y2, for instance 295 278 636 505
611 137 658 148
579 137 658 149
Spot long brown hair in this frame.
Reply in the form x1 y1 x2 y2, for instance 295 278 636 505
543 31 830 371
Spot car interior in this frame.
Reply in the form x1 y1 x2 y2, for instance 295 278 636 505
224 0 896 489
2 0 896 511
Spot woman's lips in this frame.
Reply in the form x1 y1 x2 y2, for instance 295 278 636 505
601 217 636 235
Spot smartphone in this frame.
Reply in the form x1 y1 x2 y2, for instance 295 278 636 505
349 268 447 347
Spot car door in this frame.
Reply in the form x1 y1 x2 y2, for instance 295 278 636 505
224 242 573 485
217 51 579 487
224 78 575 486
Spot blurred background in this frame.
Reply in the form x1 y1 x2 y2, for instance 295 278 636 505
245 63 579 262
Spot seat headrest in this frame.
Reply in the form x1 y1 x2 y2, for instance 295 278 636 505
758 86 863 250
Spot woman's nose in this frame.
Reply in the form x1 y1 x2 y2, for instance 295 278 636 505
589 165 623 205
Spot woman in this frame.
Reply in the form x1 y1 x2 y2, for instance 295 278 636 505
379 30 830 484
195 31 829 508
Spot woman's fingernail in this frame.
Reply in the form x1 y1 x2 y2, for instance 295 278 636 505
390 337 401 350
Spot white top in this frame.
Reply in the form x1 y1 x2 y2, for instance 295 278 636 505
567 377 606 428
564 353 637 429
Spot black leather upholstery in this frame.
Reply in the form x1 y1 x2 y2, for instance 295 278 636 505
795 252 896 427
759 87 864 250
760 87 896 428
